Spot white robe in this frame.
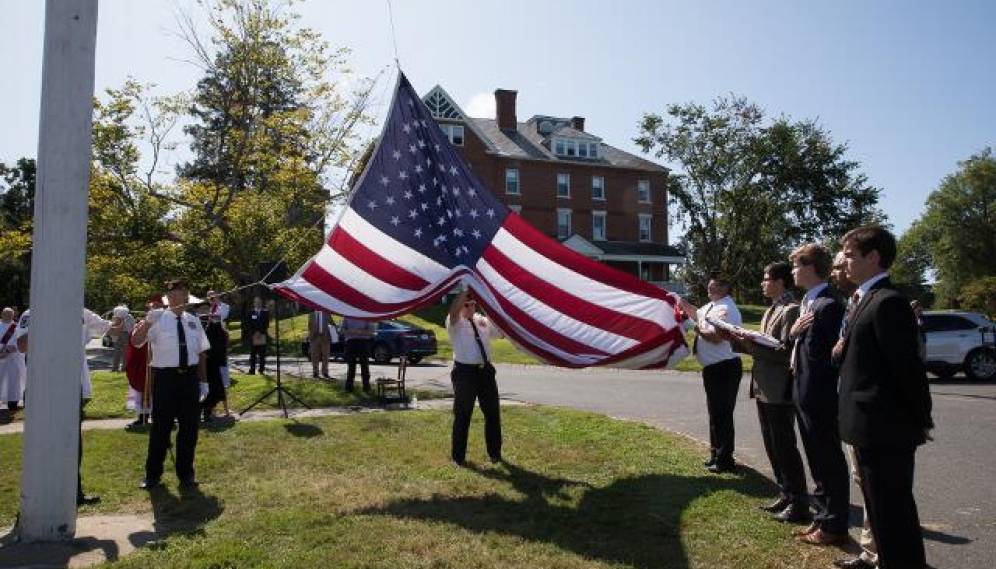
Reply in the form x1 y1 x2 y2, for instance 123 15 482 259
0 321 26 403
15 308 111 400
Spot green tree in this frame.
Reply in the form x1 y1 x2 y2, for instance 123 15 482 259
908 148 996 308
959 276 996 318
891 221 933 305
82 0 375 307
0 158 35 308
172 0 375 289
635 96 884 300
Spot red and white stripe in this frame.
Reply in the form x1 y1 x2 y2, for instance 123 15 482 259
275 209 688 369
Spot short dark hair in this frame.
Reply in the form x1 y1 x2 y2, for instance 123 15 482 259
840 226 897 269
764 261 793 288
708 275 733 294
164 278 189 291
789 243 833 279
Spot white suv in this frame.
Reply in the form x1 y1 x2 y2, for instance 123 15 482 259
921 311 996 381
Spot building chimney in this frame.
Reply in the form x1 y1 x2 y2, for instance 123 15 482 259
571 116 585 132
495 89 518 130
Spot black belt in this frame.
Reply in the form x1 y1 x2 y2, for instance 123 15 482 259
454 361 488 369
154 366 195 374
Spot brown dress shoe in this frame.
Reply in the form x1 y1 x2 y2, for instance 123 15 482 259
796 528 846 546
792 522 819 537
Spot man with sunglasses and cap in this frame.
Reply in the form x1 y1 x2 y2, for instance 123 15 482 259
131 278 211 490
446 288 505 466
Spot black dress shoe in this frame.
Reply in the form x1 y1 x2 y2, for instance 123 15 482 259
707 462 737 474
76 493 100 506
760 497 790 512
702 457 716 467
139 478 161 490
771 503 812 523
179 477 199 489
833 557 876 569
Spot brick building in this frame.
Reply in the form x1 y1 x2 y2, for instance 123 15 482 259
422 85 684 288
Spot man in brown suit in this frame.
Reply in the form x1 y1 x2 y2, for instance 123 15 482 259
308 310 333 379
729 262 810 523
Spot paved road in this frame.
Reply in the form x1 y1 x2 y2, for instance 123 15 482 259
116 348 996 568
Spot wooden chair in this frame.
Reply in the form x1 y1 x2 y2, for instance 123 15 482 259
376 356 408 406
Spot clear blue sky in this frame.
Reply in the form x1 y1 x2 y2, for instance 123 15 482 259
2 0 993 235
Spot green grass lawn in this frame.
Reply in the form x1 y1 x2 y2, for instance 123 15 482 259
0 407 837 568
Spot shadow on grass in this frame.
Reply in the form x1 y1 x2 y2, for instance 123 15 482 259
284 422 324 438
359 461 769 569
145 484 223 542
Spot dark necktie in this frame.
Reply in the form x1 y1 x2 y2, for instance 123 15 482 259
469 319 489 364
840 292 861 337
177 315 188 369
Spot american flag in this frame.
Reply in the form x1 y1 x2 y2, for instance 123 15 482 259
274 73 688 369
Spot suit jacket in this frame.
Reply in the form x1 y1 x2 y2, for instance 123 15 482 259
243 308 270 344
792 287 845 416
308 311 331 339
734 299 799 405
838 277 933 448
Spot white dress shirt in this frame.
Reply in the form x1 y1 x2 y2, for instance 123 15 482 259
143 310 210 368
446 313 503 364
694 296 743 366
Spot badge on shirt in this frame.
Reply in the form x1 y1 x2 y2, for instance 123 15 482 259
187 321 198 330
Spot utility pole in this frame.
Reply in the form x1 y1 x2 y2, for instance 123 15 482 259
18 0 98 542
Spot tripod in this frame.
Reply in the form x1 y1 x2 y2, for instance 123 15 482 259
240 287 309 419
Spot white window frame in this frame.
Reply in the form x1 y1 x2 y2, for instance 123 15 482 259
505 168 520 195
557 208 572 240
638 214 652 242
637 179 651 203
509 204 522 214
589 142 599 158
557 173 571 198
440 124 465 146
554 138 566 156
592 176 605 201
592 210 607 241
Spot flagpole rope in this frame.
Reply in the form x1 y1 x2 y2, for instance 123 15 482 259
387 0 402 69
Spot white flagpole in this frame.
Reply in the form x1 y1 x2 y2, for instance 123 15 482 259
18 0 99 542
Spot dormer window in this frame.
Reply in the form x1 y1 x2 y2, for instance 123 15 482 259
552 136 598 159
440 124 464 146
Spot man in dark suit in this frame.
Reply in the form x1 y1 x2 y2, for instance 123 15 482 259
729 262 809 523
243 296 270 374
788 243 850 546
838 226 933 569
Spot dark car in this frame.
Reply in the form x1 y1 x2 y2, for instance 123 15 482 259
301 319 437 365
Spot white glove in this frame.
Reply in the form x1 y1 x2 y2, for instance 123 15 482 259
199 382 209 402
146 308 164 325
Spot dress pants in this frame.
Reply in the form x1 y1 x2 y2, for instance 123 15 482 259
249 344 267 373
344 338 371 390
702 357 742 466
450 363 502 463
146 368 200 482
756 400 807 505
310 335 330 376
796 407 850 534
856 445 925 569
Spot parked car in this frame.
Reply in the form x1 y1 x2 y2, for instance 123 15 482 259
921 311 996 381
301 319 437 365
